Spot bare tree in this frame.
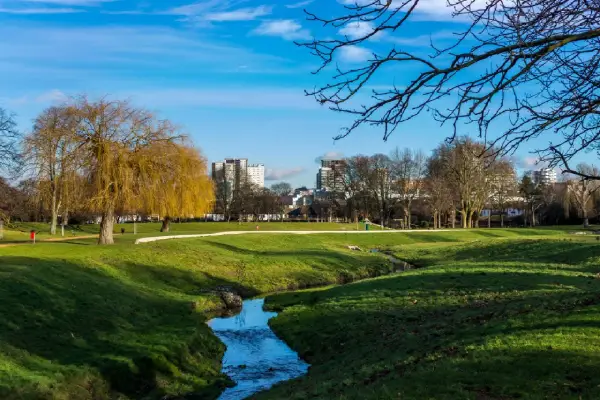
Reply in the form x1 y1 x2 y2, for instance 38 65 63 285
425 156 454 229
390 147 426 229
298 0 600 178
213 168 235 222
490 164 518 227
568 164 600 227
271 182 293 196
432 138 485 228
0 108 19 170
519 175 546 227
369 154 394 226
343 155 373 223
24 106 82 235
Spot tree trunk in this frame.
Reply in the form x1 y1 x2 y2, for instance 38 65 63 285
583 208 589 228
461 210 468 228
451 209 456 229
50 189 58 235
433 212 437 230
62 209 69 237
98 206 115 245
488 211 491 228
161 217 171 232
466 211 473 229
500 213 504 228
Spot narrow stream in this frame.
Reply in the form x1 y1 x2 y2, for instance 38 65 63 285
208 298 309 400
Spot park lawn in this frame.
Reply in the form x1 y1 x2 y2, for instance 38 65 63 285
1 221 384 244
259 237 600 400
4 220 586 244
0 228 574 399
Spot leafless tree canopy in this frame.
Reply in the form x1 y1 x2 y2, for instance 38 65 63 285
299 0 600 177
0 108 20 169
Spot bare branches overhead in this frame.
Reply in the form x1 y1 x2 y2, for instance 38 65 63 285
299 0 600 172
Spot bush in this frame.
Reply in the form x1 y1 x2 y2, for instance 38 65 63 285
420 221 430 228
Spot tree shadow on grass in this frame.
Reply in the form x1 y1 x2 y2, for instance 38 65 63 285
400 239 600 273
0 256 236 400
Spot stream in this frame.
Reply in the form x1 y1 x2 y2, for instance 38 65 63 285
208 298 309 400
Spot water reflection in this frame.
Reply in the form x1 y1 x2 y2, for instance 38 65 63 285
208 299 309 400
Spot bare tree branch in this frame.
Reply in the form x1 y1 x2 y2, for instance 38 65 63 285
299 0 600 174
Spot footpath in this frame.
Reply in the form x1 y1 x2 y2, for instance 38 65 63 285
135 229 435 244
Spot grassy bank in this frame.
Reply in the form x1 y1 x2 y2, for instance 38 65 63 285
0 228 573 399
260 236 600 399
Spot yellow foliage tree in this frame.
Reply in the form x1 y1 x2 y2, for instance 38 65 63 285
136 142 214 232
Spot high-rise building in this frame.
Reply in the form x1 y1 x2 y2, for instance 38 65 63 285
211 158 264 190
247 164 265 188
316 159 346 192
212 158 248 191
528 168 557 185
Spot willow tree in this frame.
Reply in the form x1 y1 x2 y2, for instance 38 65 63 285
138 142 214 232
72 97 183 245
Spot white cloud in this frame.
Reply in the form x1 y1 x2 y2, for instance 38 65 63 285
35 89 68 103
0 0 115 13
168 1 272 23
315 151 345 163
265 167 306 180
23 0 116 5
205 5 272 21
339 21 378 40
338 0 485 22
391 30 460 46
338 45 371 63
0 24 291 81
2 89 69 106
252 20 310 40
286 0 314 8
124 87 318 110
0 7 82 13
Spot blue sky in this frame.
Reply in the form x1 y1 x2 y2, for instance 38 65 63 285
0 0 562 187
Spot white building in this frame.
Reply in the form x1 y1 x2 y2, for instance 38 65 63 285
530 168 557 185
316 160 345 192
247 164 265 188
211 158 265 189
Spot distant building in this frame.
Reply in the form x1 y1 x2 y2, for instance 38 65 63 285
528 168 557 185
212 158 265 190
247 164 265 188
316 159 346 192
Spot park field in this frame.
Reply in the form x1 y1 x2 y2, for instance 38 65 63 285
260 235 600 399
0 227 593 399
1 221 379 244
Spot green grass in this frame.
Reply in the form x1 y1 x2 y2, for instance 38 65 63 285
259 236 600 399
1 221 381 243
0 228 581 399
